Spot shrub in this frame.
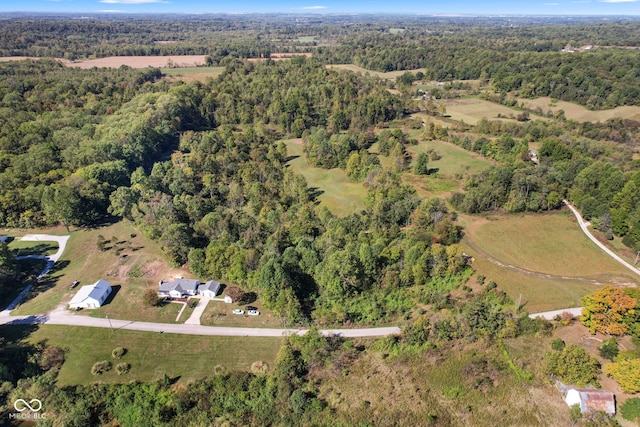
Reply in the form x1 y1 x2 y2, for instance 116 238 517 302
112 347 126 359
545 344 600 387
551 339 566 351
604 358 640 393
251 361 269 376
115 363 131 375
143 288 160 307
91 360 112 375
621 398 640 422
599 338 618 361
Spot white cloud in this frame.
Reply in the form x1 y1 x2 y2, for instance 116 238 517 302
99 0 168 4
599 0 638 3
544 2 559 5
301 5 327 9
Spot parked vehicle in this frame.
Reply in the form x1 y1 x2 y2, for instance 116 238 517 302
232 309 245 315
247 310 260 316
245 306 258 311
69 280 80 289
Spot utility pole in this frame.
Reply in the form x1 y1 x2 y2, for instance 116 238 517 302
106 313 114 332
635 250 640 266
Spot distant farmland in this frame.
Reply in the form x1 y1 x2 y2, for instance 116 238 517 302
518 96 640 122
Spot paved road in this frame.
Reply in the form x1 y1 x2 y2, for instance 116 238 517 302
563 200 640 277
0 307 402 337
528 307 583 320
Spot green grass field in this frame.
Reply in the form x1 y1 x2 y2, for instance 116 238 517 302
9 240 58 257
326 64 428 81
200 299 284 328
462 211 640 312
10 325 282 386
441 98 549 125
285 139 367 217
517 96 640 122
161 66 225 82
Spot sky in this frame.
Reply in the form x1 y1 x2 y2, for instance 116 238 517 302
1 0 640 15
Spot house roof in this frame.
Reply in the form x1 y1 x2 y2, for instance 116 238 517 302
566 388 616 415
69 279 111 305
159 278 200 294
200 280 220 294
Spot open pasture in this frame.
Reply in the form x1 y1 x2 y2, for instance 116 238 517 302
161 66 225 82
462 212 639 312
517 96 640 122
12 325 281 386
440 98 547 125
67 55 207 69
326 64 428 80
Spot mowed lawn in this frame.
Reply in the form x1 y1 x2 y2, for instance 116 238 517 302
285 139 367 217
463 211 640 312
441 98 548 125
517 96 640 122
12 325 282 386
11 220 190 322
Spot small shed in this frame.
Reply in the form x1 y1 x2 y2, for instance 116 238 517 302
565 388 615 416
198 280 221 298
69 279 112 309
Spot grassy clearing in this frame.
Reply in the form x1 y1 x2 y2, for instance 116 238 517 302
200 299 284 328
517 96 640 122
9 240 58 257
11 324 282 386
441 98 548 125
161 66 225 82
461 211 639 312
469 212 639 278
285 139 367 217
297 36 316 43
326 64 428 81
407 139 492 177
11 220 189 319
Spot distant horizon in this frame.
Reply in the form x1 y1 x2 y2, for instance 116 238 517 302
1 0 639 17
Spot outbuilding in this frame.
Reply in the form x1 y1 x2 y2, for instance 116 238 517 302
68 279 112 309
564 387 616 416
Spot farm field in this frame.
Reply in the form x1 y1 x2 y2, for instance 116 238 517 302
440 98 548 125
161 66 225 82
462 211 640 312
11 220 191 320
518 96 640 122
285 138 367 217
67 55 207 69
7 325 282 386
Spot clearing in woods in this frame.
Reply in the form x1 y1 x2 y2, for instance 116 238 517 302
461 212 640 312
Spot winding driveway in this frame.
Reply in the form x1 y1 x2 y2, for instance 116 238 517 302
563 200 640 278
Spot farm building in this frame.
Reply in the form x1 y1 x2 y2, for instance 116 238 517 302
68 279 112 309
557 382 615 415
198 280 221 298
158 278 200 298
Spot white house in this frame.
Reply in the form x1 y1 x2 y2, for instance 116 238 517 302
158 278 200 298
68 279 112 309
198 280 221 298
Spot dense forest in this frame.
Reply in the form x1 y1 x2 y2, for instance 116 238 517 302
0 14 639 426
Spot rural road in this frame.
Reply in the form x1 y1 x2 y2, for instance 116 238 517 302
0 307 402 337
563 200 640 278
528 307 583 320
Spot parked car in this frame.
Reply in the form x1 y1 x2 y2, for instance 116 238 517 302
232 309 245 315
245 306 257 311
247 310 260 316
69 280 80 289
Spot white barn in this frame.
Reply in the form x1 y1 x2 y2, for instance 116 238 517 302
68 279 112 309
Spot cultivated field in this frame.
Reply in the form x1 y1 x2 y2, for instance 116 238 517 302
462 211 640 312
12 325 282 386
285 139 367 217
68 55 207 69
440 98 548 125
518 96 640 122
